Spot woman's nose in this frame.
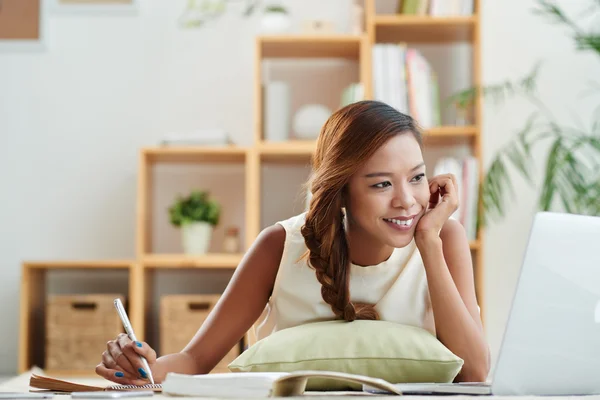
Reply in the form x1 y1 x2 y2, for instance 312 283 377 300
392 186 416 209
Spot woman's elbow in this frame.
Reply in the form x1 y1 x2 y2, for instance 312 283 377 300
458 350 491 382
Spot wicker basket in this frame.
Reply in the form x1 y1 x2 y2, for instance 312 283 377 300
45 294 125 371
160 294 241 373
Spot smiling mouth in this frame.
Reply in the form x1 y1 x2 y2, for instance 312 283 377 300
383 217 415 228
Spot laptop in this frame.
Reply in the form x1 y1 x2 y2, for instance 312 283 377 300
364 212 600 396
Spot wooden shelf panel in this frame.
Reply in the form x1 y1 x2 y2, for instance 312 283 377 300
256 126 476 158
422 125 478 145
142 253 243 269
259 35 362 59
374 16 476 43
22 260 134 269
258 140 315 162
143 146 248 164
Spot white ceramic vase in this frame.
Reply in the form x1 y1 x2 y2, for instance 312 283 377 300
181 222 213 255
260 12 291 34
264 81 290 142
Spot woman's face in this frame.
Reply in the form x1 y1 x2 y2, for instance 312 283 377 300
346 133 430 249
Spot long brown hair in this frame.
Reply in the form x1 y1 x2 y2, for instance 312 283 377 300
300 100 423 321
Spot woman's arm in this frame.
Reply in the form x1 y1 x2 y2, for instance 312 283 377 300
151 223 286 381
416 218 490 383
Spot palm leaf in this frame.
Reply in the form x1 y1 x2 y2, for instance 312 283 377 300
444 62 540 110
575 34 600 52
481 156 512 225
538 137 564 210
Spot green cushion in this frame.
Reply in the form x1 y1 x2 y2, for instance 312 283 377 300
228 320 464 391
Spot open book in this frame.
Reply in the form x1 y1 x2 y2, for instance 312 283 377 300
162 370 403 397
29 374 162 393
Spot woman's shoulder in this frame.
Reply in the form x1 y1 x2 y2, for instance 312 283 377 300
275 212 308 242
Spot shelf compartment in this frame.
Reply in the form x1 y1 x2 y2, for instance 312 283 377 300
143 146 248 164
374 16 476 43
142 253 243 269
19 261 137 375
259 35 362 59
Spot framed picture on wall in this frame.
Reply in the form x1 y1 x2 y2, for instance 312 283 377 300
0 0 46 52
49 0 139 15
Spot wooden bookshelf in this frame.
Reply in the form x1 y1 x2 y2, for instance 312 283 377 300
19 0 486 375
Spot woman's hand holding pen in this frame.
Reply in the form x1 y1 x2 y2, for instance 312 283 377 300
96 333 157 385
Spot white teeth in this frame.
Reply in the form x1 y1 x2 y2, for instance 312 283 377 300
384 218 413 226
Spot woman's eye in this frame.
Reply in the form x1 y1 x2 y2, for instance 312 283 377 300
372 181 392 189
411 173 426 183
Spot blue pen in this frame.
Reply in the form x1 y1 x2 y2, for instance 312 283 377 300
113 298 155 385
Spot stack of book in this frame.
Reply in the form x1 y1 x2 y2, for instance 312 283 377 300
372 43 441 129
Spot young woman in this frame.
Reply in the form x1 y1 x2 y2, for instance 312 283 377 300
96 100 490 385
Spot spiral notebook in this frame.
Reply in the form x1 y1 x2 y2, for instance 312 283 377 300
29 374 162 393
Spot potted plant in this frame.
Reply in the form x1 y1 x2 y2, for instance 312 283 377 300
168 190 221 255
260 4 291 33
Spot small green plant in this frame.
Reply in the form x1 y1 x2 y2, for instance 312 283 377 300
168 190 221 227
265 5 287 13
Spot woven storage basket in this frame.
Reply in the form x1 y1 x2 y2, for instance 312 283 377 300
45 294 125 371
160 294 241 373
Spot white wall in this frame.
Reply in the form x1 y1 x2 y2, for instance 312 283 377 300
481 0 598 368
0 0 597 375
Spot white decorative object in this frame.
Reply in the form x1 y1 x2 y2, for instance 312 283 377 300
264 81 291 142
260 6 291 34
293 104 332 139
181 222 213 255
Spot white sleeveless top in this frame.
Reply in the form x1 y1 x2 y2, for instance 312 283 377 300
253 212 436 341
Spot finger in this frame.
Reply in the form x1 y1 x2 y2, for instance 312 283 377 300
108 339 136 376
102 350 118 370
95 363 149 386
119 338 151 380
429 181 440 208
440 179 456 202
132 341 157 364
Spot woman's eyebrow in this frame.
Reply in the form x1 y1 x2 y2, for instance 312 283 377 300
363 162 425 178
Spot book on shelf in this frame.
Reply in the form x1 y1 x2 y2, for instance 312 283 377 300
340 82 364 108
433 156 480 241
397 0 474 16
29 374 162 393
372 43 441 129
161 370 402 398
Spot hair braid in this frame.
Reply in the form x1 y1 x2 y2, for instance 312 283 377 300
301 177 379 321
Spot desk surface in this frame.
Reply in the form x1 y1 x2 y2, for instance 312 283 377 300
2 369 600 400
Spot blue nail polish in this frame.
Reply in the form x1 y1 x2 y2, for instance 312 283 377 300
135 341 142 348
138 368 147 379
115 372 124 378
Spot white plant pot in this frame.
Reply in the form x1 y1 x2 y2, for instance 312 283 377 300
181 222 213 255
260 12 291 34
